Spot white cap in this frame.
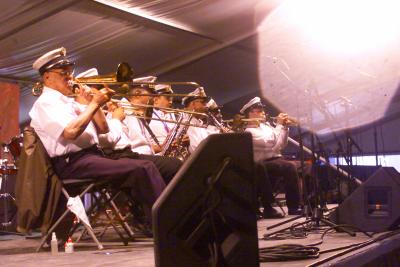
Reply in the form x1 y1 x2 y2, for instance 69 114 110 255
32 47 74 74
240 97 264 114
131 76 157 93
132 76 157 83
206 98 219 110
182 87 209 106
154 84 173 94
75 68 98 78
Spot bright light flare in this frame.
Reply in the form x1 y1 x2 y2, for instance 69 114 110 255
257 0 400 134
283 0 400 54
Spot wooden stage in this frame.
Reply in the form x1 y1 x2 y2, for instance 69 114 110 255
1 207 400 267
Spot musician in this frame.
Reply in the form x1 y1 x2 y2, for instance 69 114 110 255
29 48 166 239
182 88 211 153
206 98 229 134
149 84 176 145
125 84 182 183
241 97 302 216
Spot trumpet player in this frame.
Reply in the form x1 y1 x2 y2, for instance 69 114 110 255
241 97 302 218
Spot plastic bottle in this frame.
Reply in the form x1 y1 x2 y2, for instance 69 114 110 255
51 232 58 255
65 237 74 254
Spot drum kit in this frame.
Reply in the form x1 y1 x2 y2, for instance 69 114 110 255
0 134 22 232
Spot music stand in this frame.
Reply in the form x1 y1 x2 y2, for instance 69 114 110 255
153 133 259 267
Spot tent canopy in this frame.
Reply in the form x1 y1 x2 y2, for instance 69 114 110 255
1 0 400 155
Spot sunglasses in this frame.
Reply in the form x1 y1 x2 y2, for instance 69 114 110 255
48 69 74 76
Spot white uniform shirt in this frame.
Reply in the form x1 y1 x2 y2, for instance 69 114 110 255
125 116 154 155
149 109 176 145
29 86 98 157
98 113 126 149
245 123 289 162
206 125 220 135
187 117 211 153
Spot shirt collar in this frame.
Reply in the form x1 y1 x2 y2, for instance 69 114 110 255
42 86 74 103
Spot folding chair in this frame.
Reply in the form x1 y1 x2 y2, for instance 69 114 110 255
72 186 136 245
19 127 140 251
36 178 105 252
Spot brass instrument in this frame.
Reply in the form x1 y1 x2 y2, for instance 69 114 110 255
224 114 298 131
270 116 298 126
161 114 184 158
223 116 265 131
70 62 200 90
32 82 43 96
31 62 133 96
32 62 202 96
161 114 193 161
208 112 231 133
112 99 209 118
104 105 207 128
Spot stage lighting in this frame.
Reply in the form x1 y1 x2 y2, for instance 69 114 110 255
257 0 400 134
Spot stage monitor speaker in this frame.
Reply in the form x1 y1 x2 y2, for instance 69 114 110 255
329 167 400 232
153 133 259 267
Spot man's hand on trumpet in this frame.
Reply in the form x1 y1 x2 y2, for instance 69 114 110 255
276 113 289 126
275 113 298 126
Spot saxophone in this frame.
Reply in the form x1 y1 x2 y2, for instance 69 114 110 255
161 113 193 161
208 112 231 133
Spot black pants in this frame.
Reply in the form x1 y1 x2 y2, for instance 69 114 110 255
136 154 182 184
103 147 182 184
255 157 300 210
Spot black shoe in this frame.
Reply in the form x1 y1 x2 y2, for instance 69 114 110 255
263 207 285 219
288 208 303 215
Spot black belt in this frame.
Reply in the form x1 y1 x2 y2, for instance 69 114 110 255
51 145 102 164
264 156 283 162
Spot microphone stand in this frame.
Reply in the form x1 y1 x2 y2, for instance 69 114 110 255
265 134 358 237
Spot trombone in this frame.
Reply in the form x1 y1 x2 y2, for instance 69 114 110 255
111 99 209 117
105 102 208 128
71 62 201 90
32 62 202 96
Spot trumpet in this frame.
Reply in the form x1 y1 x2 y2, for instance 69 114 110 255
270 116 298 126
223 114 298 131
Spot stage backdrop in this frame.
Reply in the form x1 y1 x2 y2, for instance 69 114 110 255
0 82 20 143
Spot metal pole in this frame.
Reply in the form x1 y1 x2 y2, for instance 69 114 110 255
288 137 362 185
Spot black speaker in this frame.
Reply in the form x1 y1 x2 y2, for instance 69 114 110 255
329 167 400 232
153 133 259 267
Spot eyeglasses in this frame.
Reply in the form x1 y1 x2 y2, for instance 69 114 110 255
192 99 206 104
48 69 74 76
131 90 150 96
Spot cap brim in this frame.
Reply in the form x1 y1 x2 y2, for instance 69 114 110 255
183 96 210 106
40 60 75 74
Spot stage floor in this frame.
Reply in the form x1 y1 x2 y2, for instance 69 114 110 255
1 206 399 267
